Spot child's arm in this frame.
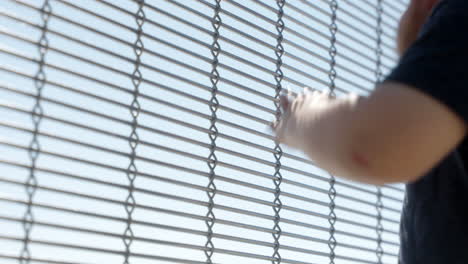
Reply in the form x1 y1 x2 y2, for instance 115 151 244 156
272 83 466 185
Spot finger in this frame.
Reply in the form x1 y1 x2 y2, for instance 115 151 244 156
268 119 284 143
312 90 321 97
296 90 305 101
327 90 337 99
272 120 285 143
270 120 278 129
287 86 292 95
280 94 290 113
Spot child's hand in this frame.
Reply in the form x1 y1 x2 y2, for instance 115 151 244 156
270 88 336 149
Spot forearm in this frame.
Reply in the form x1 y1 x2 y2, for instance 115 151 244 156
292 94 379 184
292 82 467 185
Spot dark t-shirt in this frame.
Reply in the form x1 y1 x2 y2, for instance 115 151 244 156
384 0 468 263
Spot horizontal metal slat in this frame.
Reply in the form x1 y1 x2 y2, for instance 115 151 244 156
6 119 405 227
0 76 404 204
4 1 402 198
1 1 405 263
0 28 407 195
0 215 396 264
215 0 396 68
314 0 397 40
354 0 403 23
0 86 403 213
0 178 397 264
0 139 400 237
0 168 400 247
0 117 402 225
381 0 406 15
0 195 398 256
0 235 212 264
0 253 91 264
345 0 400 29
154 0 381 86
0 56 405 199
393 0 408 9
9 0 278 102
257 0 398 53
106 0 377 90
323 0 400 30
5 0 405 197
0 128 401 233
0 177 400 252
64 0 374 93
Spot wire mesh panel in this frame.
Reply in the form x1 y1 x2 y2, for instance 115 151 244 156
0 0 407 263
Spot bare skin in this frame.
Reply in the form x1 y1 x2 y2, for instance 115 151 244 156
272 0 466 185
397 0 442 56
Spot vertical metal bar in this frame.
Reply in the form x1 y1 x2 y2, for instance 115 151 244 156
327 0 339 263
375 1 385 263
20 1 51 264
123 1 145 263
272 1 285 264
205 0 221 263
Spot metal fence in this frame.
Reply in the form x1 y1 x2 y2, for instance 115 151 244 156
0 0 407 263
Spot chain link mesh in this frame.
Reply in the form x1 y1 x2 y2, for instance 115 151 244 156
123 1 145 263
375 0 384 263
327 1 339 263
205 0 222 262
20 1 51 263
272 1 285 263
0 1 408 263
328 0 338 98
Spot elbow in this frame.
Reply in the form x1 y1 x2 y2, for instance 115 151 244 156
348 147 421 185
347 148 395 185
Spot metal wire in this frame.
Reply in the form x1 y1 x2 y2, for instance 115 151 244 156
327 1 338 263
272 1 285 263
375 1 385 263
122 1 144 263
205 0 221 262
20 1 50 264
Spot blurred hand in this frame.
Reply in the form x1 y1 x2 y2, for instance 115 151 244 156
270 88 345 149
397 0 441 56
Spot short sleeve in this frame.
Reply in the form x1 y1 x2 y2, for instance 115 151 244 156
384 1 468 124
